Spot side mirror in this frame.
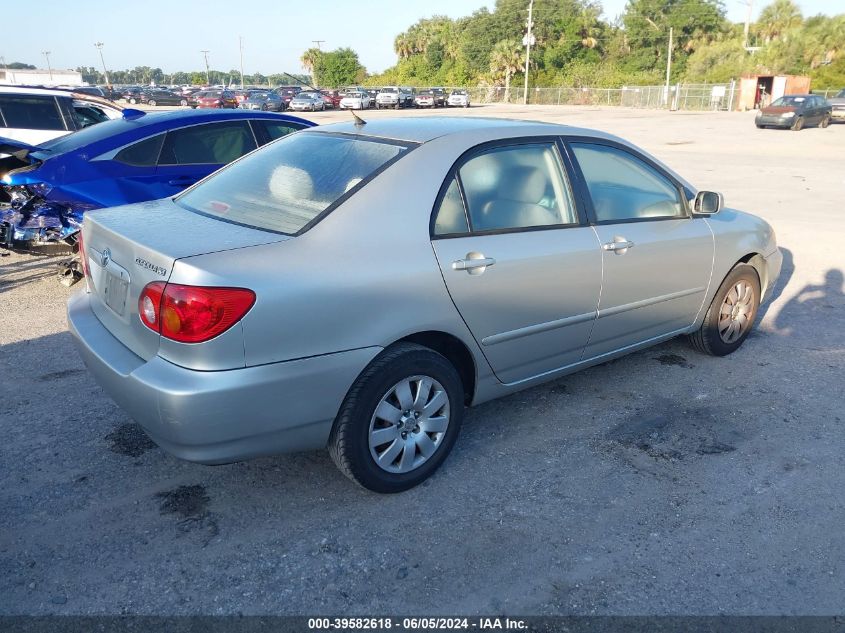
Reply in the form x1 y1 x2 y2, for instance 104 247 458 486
694 191 723 215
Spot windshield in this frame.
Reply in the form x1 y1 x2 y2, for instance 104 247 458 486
176 133 410 234
770 96 807 107
451 90 467 95
381 87 397 93
837 90 845 98
198 90 221 98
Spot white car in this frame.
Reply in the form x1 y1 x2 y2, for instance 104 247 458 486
340 91 371 110
0 86 123 146
447 90 471 108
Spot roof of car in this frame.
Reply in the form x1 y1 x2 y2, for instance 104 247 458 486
307 116 609 144
0 85 78 97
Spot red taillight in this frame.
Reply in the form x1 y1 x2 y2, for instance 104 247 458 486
77 232 90 278
139 283 255 343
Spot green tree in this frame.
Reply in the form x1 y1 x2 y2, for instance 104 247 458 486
314 48 365 87
757 0 802 42
490 39 524 101
300 47 323 86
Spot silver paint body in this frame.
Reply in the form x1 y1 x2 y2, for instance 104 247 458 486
67 117 782 464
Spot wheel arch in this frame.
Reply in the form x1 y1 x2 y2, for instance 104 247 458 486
395 331 477 406
737 252 766 292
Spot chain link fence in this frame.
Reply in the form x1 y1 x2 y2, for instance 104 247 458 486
451 82 737 111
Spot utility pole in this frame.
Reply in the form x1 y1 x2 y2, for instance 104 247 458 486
665 27 673 108
42 51 53 82
312 40 325 50
742 0 754 49
94 42 110 86
239 36 245 89
522 0 534 105
201 50 210 85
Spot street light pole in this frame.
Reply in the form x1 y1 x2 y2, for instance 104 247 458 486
42 51 53 82
95 42 110 86
522 0 534 106
239 36 245 90
201 50 210 85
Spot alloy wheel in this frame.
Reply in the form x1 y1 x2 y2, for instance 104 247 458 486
368 375 450 474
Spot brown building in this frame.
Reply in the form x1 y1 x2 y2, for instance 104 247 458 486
737 74 811 110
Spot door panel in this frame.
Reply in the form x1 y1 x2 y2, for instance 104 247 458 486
584 219 713 359
433 229 602 384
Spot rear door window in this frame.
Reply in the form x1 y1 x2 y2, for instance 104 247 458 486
0 95 66 131
158 121 257 165
114 133 165 166
255 120 306 144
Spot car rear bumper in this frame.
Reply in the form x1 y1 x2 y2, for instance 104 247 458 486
830 108 845 120
67 291 381 464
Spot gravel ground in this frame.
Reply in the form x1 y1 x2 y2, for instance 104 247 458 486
1 104 843 616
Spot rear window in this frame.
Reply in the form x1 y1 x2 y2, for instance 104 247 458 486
176 132 410 235
0 95 66 131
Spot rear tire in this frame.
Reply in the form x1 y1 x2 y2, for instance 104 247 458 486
329 343 464 493
821 114 831 128
689 263 760 357
180 99 188 106
148 100 156 106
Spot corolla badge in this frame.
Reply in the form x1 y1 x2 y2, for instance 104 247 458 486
135 256 168 277
100 248 111 268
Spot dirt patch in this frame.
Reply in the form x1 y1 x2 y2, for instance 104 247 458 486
156 484 210 518
105 423 157 457
654 354 694 368
37 368 85 381
604 401 742 473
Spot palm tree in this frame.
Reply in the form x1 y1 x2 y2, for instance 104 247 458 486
300 47 322 87
394 33 412 59
489 39 524 103
757 0 802 42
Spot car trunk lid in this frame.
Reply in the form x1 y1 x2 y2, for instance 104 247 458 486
82 197 288 361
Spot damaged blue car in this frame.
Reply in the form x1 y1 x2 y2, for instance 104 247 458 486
1 108 314 280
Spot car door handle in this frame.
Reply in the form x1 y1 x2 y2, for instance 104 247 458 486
602 239 635 253
452 253 496 275
167 177 198 186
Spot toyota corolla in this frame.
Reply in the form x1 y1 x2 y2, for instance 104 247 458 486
68 117 781 493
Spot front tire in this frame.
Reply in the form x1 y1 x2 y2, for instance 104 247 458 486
791 116 804 131
148 100 156 106
180 99 188 106
689 263 760 356
329 343 464 493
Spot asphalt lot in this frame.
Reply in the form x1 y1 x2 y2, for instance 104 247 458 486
1 104 844 615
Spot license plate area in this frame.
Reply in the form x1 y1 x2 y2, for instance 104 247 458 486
102 271 129 316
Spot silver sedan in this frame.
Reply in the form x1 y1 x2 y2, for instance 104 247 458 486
68 117 782 493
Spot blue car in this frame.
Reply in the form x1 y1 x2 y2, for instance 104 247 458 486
0 108 314 251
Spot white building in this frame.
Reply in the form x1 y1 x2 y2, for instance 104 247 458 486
0 67 84 87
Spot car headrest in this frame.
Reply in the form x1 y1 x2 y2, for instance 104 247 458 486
499 166 546 203
268 164 315 203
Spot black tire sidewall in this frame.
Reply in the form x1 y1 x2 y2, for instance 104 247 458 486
334 347 464 493
701 264 761 356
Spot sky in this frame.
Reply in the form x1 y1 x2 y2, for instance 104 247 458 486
2 0 842 76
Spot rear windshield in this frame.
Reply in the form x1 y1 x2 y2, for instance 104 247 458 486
176 132 410 235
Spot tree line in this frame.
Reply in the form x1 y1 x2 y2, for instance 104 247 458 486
7 0 843 91
371 0 844 90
